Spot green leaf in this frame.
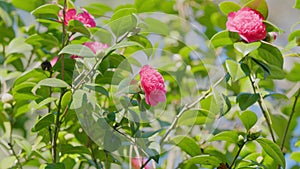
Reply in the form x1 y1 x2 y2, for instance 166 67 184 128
288 30 300 42
210 30 240 48
31 4 60 16
109 41 143 51
45 163 66 169
225 60 247 81
59 44 95 57
67 20 91 37
12 0 45 12
219 1 241 15
294 0 300 9
0 156 16 169
239 110 257 131
61 144 90 155
6 38 33 55
34 97 57 110
32 78 70 94
25 33 59 49
256 138 285 169
32 113 54 132
244 0 268 19
178 109 210 126
110 8 137 38
236 93 259 110
291 152 300 162
142 17 170 35
0 7 12 27
234 41 261 56
83 3 112 17
170 135 201 157
84 83 109 97
180 155 222 168
15 139 32 155
209 130 238 144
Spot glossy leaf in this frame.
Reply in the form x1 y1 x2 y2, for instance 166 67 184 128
256 138 285 169
236 93 259 111
210 30 240 48
170 135 201 157
45 163 66 169
110 8 137 38
219 1 241 16
225 59 246 81
25 33 59 49
12 0 45 12
234 41 261 56
239 110 257 131
180 155 222 168
32 113 54 132
59 44 95 57
67 20 91 37
209 130 238 143
32 78 70 94
83 3 112 17
31 4 60 16
244 0 268 19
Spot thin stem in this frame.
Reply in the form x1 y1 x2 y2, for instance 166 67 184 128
59 0 67 81
25 51 34 69
140 158 151 169
8 114 23 169
281 88 300 150
159 76 224 145
51 90 65 163
88 137 101 169
229 141 246 169
248 75 276 142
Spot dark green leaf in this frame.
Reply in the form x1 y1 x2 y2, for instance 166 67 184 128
170 135 201 157
210 30 240 48
0 7 12 27
244 0 268 19
256 138 285 169
25 34 59 49
84 83 109 97
45 163 65 169
180 155 222 168
236 93 259 110
210 130 238 143
219 1 241 15
32 113 54 132
239 110 257 131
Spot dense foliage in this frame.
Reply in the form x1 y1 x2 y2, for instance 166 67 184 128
1 0 300 168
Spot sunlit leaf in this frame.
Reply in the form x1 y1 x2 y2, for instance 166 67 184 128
219 1 241 16
239 110 257 131
170 135 201 157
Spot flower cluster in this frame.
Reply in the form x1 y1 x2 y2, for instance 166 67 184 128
59 8 96 28
226 7 266 43
139 65 166 106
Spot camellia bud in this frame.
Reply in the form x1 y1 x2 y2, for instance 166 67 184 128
247 126 262 141
265 32 277 42
237 135 245 147
1 93 14 104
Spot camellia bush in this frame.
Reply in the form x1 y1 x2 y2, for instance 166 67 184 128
1 0 300 168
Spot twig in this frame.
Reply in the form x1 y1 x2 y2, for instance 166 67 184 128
229 141 247 169
8 114 23 169
159 76 224 145
248 75 276 142
281 88 300 150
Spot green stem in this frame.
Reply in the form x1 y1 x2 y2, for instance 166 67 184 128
8 113 23 169
248 75 276 142
88 137 101 169
281 88 300 150
51 90 65 163
229 141 247 169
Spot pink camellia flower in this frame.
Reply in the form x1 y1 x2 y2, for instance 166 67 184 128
226 7 266 43
59 8 96 28
131 157 153 169
139 65 166 106
70 42 109 59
